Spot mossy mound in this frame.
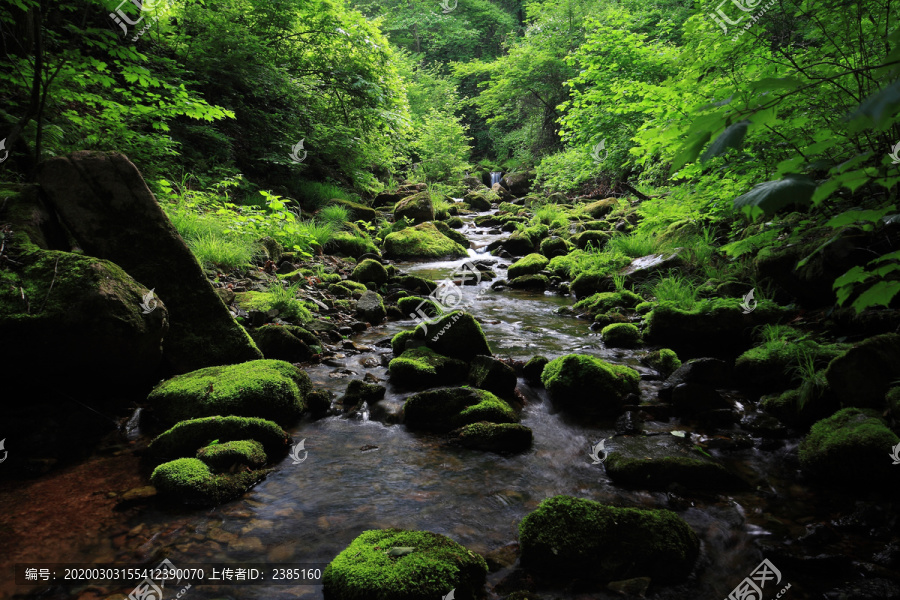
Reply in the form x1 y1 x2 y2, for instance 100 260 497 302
467 355 518 398
523 356 549 384
389 275 438 295
433 220 469 247
518 495 699 583
604 435 746 491
735 337 846 391
398 296 441 319
643 348 682 377
574 290 645 318
384 222 468 259
450 422 533 453
391 330 416 355
356 290 387 324
507 253 549 279
503 224 549 256
328 198 378 222
540 354 639 416
571 230 610 250
196 440 267 471
509 274 549 290
799 408 899 483
250 324 321 362
329 231 381 258
888 387 900 421
601 323 642 348
646 299 793 354
148 359 311 426
350 259 388 285
150 457 267 505
403 387 518 432
340 379 387 408
582 198 618 218
147 415 291 466
463 188 498 210
539 236 571 259
823 333 900 409
759 388 833 430
388 347 468 389
323 529 487 600
393 191 435 224
413 311 492 360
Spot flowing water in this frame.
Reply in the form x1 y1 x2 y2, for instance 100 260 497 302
2 208 879 600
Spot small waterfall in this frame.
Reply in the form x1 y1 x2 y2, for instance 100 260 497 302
490 171 502 186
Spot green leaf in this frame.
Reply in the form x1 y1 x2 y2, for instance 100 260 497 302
826 206 895 228
847 80 900 130
700 120 750 163
851 280 900 312
733 175 817 217
671 131 711 173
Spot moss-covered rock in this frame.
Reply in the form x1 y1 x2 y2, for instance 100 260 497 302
350 259 388 286
394 191 435 224
147 415 291 466
398 296 440 319
433 220 469 247
523 356 549 384
447 216 464 228
759 388 832 430
403 387 518 432
799 408 899 483
250 324 320 362
450 422 533 453
148 359 311 426
643 348 682 377
328 198 378 222
389 274 438 295
323 529 487 600
340 379 387 409
823 333 900 409
539 236 571 259
571 230 609 250
508 274 549 290
508 253 549 279
570 273 614 298
414 311 492 360
735 336 846 391
463 188 498 210
582 198 619 218
196 439 267 471
601 323 642 348
518 495 699 582
391 329 416 355
604 434 745 490
150 457 267 505
388 347 468 389
384 222 468 259
467 355 517 398
356 290 387 324
329 231 381 258
541 354 639 416
574 290 644 318
503 225 549 256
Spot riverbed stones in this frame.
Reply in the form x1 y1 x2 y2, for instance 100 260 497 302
146 415 291 465
250 324 320 362
464 188 498 211
393 191 435 223
540 354 639 416
522 355 548 384
36 151 262 373
388 347 468 389
350 258 388 286
356 290 387 324
467 355 517 398
148 359 312 426
642 348 682 377
413 310 492 360
403 387 518 432
518 495 700 582
450 422 533 453
384 222 468 259
323 529 487 600
508 274 549 290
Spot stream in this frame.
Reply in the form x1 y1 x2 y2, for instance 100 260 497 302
2 207 878 600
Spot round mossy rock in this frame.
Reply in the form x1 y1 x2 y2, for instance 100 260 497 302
643 348 681 377
601 323 642 348
403 387 518 432
522 355 549 384
323 529 487 600
507 253 549 279
148 359 312 426
388 347 468 389
540 354 639 416
150 457 268 505
351 259 388 286
196 439 267 471
414 311 492 360
384 222 467 259
450 422 532 453
147 415 291 466
518 495 699 583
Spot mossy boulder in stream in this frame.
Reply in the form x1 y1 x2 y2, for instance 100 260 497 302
604 434 746 490
463 188 498 210
328 231 381 258
148 359 311 426
388 347 468 389
450 422 533 453
539 236 571 259
799 408 899 484
403 387 518 432
356 290 386 324
507 253 549 278
433 220 469 247
391 329 416 355
323 529 487 600
523 356 549 384
147 415 291 465
393 191 435 224
350 258 388 285
582 198 619 218
150 457 268 505
572 230 610 250
413 310 492 360
601 323 642 348
643 348 682 377
502 224 549 255
735 334 846 391
518 495 699 583
397 296 440 319
384 222 468 259
574 290 644 318
467 355 517 398
541 354 639 416
196 439 267 471
250 324 321 362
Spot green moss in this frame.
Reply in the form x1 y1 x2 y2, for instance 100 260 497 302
328 198 378 222
644 348 681 377
384 222 468 259
539 236 571 259
447 216 464 228
350 259 388 285
148 359 311 426
467 355 517 398
150 457 267 505
403 387 518 432
823 333 900 409
518 495 699 582
394 191 435 223
433 220 469 247
798 408 899 482
321 273 343 284
323 529 487 600
735 337 846 390
451 422 533 453
508 274 549 290
397 296 440 318
250 324 319 362
574 290 645 318
413 311 492 360
389 275 438 295
388 347 468 389
601 323 642 348
540 354 639 416
464 188 498 210
147 415 290 466
634 301 655 314
503 224 549 255
571 230 610 250
523 355 549 384
328 231 380 258
196 439 267 471
340 379 387 407
507 253 549 279
581 198 619 218
391 330 416 355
